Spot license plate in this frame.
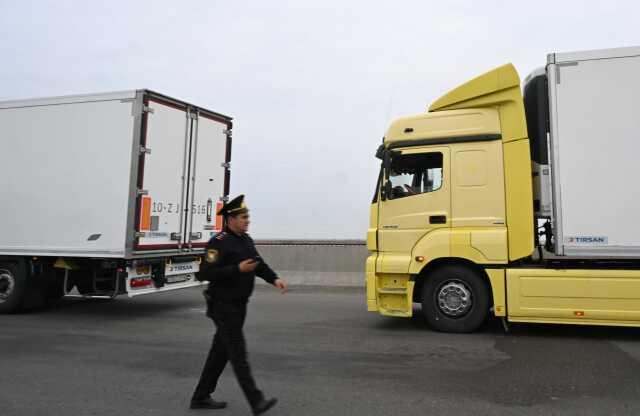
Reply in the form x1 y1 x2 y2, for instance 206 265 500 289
166 274 193 284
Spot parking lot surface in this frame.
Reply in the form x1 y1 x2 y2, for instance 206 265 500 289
2 286 640 415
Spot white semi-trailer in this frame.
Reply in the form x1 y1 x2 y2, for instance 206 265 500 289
0 90 232 312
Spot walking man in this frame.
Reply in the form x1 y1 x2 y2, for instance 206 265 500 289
191 195 288 414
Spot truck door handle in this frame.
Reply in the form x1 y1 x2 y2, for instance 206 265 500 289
429 215 447 224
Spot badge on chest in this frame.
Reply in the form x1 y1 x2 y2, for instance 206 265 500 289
206 249 219 264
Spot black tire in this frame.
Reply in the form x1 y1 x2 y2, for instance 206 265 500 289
421 265 489 333
0 261 28 313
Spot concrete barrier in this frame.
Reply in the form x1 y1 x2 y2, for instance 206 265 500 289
254 240 368 287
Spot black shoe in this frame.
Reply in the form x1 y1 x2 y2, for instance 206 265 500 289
190 396 228 410
252 398 277 415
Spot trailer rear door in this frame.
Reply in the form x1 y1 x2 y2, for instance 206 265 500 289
134 94 231 252
135 97 191 250
185 113 231 247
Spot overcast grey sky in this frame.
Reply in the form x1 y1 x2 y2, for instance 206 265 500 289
1 1 638 239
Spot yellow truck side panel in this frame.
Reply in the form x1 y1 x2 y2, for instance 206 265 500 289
503 140 534 260
507 268 640 323
451 140 506 229
428 64 534 261
384 108 500 145
470 230 508 262
408 229 451 274
450 230 507 264
380 252 413 274
486 268 506 317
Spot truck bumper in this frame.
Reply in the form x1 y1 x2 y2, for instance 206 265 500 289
366 254 378 311
366 253 414 317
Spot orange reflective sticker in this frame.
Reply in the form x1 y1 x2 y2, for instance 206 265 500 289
140 196 152 231
215 202 223 231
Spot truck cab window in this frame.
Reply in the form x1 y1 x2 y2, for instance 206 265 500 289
388 152 443 199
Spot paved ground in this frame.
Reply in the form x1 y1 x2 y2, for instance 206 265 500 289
2 286 640 416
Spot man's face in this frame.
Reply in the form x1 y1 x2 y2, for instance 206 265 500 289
228 213 250 233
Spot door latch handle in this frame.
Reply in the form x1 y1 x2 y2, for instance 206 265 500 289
429 215 447 224
206 198 213 222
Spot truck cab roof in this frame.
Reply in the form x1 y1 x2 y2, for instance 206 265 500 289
383 108 500 148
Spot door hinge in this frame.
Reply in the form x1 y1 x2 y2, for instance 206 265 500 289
223 129 232 137
170 233 182 241
221 162 230 169
187 111 198 120
190 232 203 240
139 146 152 155
142 105 155 114
137 189 149 196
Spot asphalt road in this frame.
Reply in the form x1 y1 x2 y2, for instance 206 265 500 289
2 286 640 416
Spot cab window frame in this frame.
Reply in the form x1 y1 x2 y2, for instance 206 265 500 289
385 151 444 201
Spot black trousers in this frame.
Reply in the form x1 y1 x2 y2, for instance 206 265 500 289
193 297 264 406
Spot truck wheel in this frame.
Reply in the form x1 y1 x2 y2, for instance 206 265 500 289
421 265 489 333
0 262 28 313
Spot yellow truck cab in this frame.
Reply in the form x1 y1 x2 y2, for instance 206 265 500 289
366 46 640 332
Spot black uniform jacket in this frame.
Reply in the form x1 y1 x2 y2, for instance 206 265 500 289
198 229 278 302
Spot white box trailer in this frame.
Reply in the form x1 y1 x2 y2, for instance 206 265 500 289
0 90 232 312
525 46 640 258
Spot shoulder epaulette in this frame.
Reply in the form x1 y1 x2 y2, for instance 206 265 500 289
215 232 228 241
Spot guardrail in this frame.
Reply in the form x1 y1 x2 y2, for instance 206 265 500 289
254 240 367 287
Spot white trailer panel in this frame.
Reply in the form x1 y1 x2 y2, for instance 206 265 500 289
0 94 137 257
547 47 640 257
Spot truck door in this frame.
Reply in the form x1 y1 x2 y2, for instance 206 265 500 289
377 146 451 272
135 97 191 250
184 113 231 247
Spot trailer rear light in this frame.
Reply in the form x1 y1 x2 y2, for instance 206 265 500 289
130 277 153 288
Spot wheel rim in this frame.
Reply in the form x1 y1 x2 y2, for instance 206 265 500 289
436 279 472 318
0 269 16 303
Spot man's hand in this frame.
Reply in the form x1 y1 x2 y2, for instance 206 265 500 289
238 259 258 273
274 278 288 294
